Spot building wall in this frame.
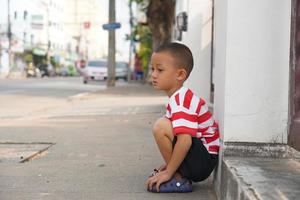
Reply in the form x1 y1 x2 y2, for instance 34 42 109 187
214 0 291 143
175 0 213 103
0 0 37 52
0 0 66 53
64 0 107 59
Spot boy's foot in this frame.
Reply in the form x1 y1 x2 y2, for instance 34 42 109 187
147 177 192 193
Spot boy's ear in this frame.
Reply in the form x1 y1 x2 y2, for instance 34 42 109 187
176 68 187 81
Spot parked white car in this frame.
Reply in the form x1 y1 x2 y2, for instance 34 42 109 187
116 61 129 81
83 60 108 84
83 60 129 84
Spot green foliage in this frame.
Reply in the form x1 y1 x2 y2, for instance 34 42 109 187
67 64 77 76
50 57 59 69
21 50 34 64
24 54 33 64
127 24 152 72
128 0 153 74
135 25 152 72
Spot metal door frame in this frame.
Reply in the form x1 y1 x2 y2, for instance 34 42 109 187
289 0 300 151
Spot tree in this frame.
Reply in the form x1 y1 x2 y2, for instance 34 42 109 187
129 0 175 50
146 0 175 50
128 0 175 80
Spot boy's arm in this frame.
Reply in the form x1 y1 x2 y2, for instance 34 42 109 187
146 133 192 192
166 133 192 177
146 134 192 192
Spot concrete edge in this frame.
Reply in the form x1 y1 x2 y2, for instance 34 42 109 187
219 159 260 200
67 92 92 101
224 142 300 159
214 143 300 200
20 143 55 163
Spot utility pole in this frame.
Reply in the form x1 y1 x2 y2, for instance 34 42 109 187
128 0 134 82
107 0 116 87
46 3 50 65
7 0 12 71
40 0 50 65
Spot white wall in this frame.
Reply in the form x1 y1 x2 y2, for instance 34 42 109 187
214 0 291 143
175 0 212 103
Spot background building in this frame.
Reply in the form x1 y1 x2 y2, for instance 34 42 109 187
0 0 130 75
64 0 107 60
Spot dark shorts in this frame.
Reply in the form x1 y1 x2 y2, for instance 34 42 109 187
172 136 218 182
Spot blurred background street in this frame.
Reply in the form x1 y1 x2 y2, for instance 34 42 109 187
0 77 107 120
1 0 299 199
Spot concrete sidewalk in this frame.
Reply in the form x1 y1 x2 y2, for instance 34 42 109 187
0 83 217 200
216 143 300 200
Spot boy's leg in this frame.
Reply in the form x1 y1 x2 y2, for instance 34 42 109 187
152 118 174 164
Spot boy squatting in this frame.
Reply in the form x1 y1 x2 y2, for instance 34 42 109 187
146 42 220 193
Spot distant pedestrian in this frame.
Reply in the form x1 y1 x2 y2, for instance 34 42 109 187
146 42 220 193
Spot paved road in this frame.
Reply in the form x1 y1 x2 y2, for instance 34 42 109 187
0 77 127 119
0 77 107 98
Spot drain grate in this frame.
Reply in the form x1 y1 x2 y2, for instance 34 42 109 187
0 142 54 163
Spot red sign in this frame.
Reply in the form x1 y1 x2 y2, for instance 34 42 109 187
83 22 91 29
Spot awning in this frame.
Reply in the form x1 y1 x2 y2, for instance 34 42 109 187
33 48 47 56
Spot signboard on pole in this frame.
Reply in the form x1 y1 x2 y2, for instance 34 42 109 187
102 22 121 30
83 22 91 29
31 15 44 29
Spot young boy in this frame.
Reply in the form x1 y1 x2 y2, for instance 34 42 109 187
146 42 220 193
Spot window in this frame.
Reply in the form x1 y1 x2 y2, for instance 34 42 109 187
67 43 71 52
88 60 107 67
24 10 28 20
23 32 27 43
30 34 34 45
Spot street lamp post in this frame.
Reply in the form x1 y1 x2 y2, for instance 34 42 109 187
7 0 12 71
128 0 134 82
46 5 50 66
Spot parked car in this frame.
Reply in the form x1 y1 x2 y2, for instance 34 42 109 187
83 59 108 84
116 61 129 81
82 60 129 84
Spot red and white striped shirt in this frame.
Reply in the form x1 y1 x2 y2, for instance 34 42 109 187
165 87 220 154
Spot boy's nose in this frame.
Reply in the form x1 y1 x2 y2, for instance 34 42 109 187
151 71 157 79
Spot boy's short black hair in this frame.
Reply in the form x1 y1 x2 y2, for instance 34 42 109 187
154 42 194 78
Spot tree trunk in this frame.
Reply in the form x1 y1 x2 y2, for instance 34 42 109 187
146 0 175 50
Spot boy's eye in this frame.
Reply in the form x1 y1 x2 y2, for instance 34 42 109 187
158 69 163 72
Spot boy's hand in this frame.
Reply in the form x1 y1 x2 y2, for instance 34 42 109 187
146 170 172 192
157 163 167 172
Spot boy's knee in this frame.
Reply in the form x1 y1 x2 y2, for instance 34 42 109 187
152 118 172 137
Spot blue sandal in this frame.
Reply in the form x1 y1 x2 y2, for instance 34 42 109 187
148 177 192 193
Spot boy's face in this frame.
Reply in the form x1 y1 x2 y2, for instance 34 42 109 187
150 52 185 93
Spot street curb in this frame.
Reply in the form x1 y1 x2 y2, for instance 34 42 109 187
219 158 259 200
217 143 300 200
67 92 92 101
